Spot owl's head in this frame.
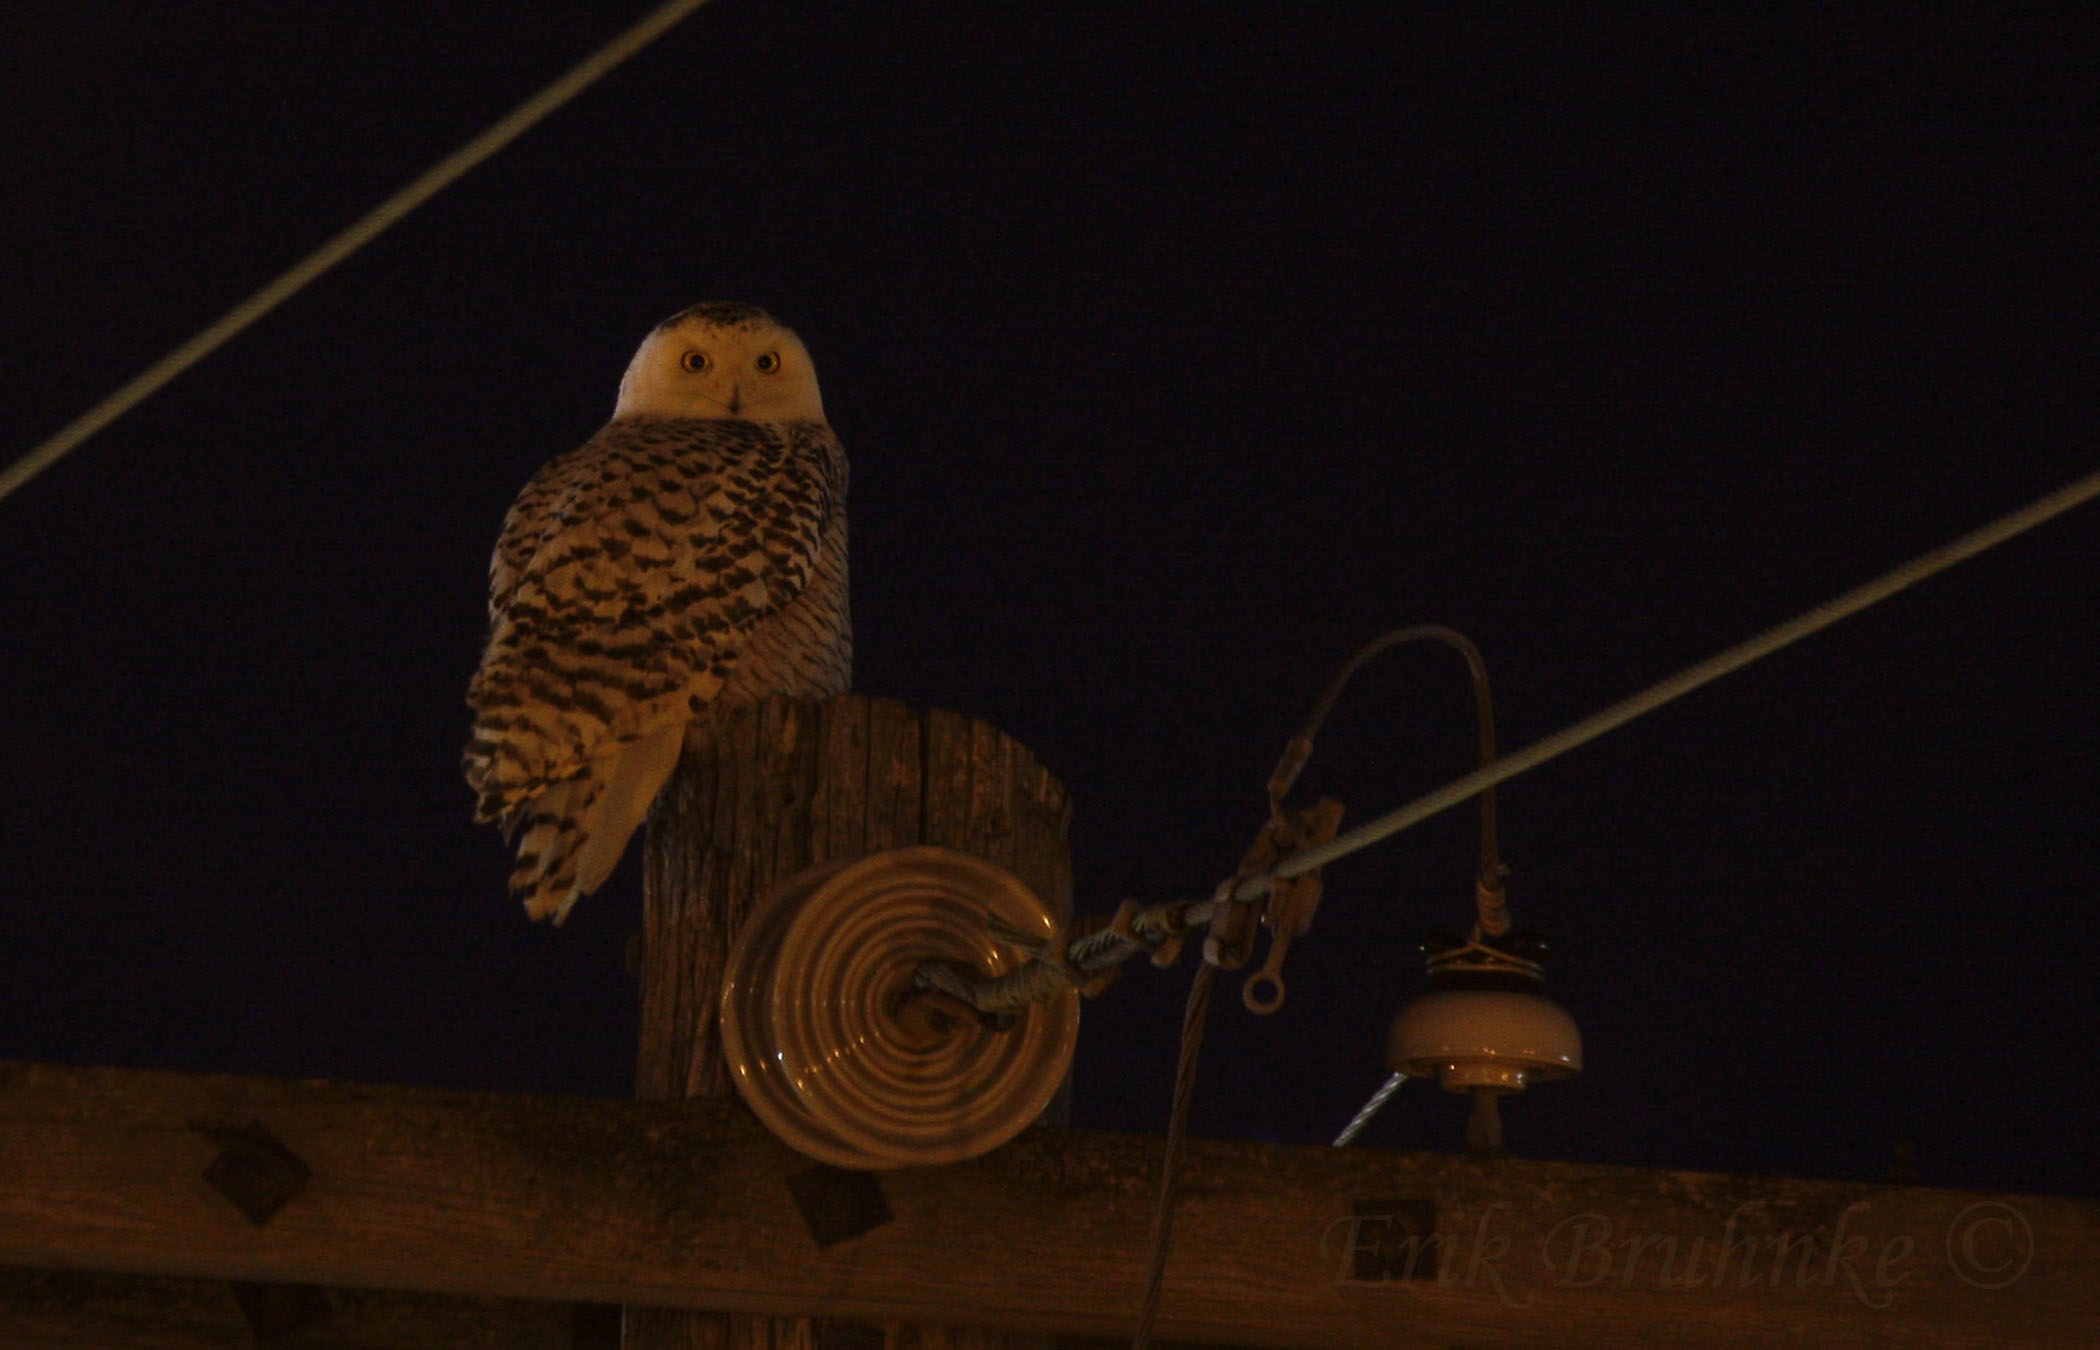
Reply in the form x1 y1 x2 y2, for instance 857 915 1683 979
614 302 825 422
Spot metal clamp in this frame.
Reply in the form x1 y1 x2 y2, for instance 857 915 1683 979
1199 797 1345 1013
1241 797 1344 1013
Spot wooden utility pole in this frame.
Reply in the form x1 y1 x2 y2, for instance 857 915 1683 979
624 694 1072 1350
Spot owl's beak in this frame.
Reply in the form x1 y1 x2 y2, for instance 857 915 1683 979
726 384 744 416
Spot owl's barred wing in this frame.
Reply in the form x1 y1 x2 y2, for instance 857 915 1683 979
463 416 843 827
487 440 595 621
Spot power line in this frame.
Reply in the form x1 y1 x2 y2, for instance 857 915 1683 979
1245 465 2100 896
917 470 2100 1019
0 0 714 506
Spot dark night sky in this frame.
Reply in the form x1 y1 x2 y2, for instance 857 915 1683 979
4 4 2095 1199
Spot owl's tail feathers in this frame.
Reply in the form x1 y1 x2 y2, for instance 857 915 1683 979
508 719 686 925
507 778 597 924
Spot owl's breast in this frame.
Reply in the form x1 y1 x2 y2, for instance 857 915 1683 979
717 506 851 704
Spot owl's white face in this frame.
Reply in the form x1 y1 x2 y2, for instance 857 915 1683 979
614 306 825 422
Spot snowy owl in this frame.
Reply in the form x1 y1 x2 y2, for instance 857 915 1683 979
464 303 850 922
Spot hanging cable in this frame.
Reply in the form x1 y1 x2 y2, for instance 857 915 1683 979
0 0 715 506
1277 623 1510 943
1276 624 1502 896
1130 960 1217 1350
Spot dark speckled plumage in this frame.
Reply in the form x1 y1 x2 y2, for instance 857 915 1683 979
464 405 849 921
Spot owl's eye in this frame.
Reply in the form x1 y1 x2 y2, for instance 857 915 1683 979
755 351 782 374
679 350 710 373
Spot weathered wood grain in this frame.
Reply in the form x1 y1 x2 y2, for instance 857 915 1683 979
0 1265 594 1349
3 1059 2094 1347
629 697 1073 1349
